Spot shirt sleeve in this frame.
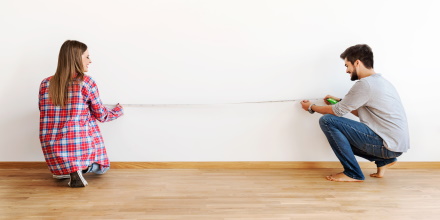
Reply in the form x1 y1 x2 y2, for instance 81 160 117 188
83 77 124 122
332 80 370 117
38 79 47 111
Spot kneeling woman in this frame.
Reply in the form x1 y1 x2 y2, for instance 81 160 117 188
39 40 123 187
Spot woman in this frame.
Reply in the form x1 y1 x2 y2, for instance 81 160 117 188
39 40 124 187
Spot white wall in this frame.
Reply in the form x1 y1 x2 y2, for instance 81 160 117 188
1 0 439 162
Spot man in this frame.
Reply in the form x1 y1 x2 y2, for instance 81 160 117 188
300 44 409 182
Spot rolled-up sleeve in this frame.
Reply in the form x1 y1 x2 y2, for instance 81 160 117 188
332 80 370 117
83 77 124 122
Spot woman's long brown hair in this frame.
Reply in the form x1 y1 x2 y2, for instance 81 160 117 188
49 40 87 107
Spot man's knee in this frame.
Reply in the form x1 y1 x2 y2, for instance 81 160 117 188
319 114 337 127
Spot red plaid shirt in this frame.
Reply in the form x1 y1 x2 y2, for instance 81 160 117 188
39 75 123 175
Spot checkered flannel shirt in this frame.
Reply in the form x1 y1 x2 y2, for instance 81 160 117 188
39 75 123 175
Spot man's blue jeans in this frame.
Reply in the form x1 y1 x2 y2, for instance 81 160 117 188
319 114 402 180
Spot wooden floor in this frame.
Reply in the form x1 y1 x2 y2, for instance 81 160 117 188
1 168 440 220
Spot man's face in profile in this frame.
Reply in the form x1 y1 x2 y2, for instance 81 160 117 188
344 58 359 81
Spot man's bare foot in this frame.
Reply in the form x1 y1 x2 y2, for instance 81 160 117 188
325 172 364 182
370 161 396 178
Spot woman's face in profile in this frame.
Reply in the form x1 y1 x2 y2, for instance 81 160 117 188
82 49 91 72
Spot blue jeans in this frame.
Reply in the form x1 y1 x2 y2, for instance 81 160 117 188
84 163 110 174
319 114 402 180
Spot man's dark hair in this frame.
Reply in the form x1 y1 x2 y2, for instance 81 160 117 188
340 44 374 69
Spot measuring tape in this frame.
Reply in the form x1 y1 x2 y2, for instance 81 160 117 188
107 98 323 107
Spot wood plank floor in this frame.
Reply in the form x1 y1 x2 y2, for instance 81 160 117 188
1 168 439 220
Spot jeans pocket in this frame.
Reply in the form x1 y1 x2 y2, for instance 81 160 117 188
364 144 388 159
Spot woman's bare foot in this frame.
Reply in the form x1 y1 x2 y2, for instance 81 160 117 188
325 172 364 182
370 161 396 178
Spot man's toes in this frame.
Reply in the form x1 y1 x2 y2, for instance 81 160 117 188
370 173 382 178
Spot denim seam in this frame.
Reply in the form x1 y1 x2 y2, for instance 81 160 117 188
330 118 384 155
326 116 378 137
335 120 382 142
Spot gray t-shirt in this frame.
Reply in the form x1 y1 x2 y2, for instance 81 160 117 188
332 74 410 152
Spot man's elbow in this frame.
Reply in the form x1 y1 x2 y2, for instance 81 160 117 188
351 110 359 117
327 107 337 116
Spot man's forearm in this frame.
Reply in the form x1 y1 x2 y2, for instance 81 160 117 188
310 104 336 115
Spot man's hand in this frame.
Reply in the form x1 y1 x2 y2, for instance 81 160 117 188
300 100 312 111
324 95 341 105
301 99 336 115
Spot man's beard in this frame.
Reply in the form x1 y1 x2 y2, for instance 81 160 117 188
351 69 359 81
